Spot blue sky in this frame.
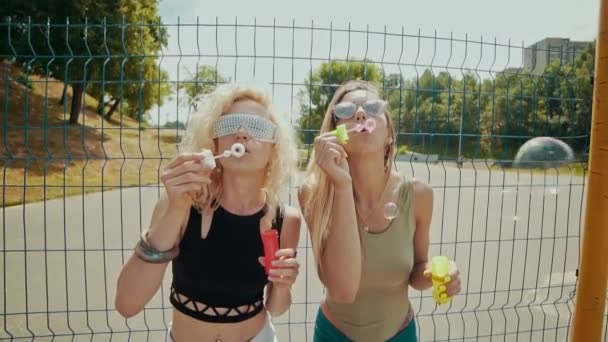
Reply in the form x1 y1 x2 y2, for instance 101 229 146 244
150 0 599 126
159 0 597 42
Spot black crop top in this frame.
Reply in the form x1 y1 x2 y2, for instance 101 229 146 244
169 204 283 323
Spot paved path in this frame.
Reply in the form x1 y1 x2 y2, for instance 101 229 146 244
2 162 605 341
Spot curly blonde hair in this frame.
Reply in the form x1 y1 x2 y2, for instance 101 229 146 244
179 83 298 222
301 80 397 268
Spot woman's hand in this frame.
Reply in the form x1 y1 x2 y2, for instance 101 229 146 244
160 151 213 211
424 260 462 297
313 133 351 187
258 248 300 289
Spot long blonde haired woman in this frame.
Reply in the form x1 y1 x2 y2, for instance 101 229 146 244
115 83 301 341
299 80 461 341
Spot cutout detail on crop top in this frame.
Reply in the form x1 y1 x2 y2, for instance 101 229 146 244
169 203 283 323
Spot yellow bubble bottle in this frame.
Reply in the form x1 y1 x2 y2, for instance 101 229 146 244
430 256 452 305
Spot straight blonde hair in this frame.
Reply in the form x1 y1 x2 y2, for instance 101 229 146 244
300 80 397 268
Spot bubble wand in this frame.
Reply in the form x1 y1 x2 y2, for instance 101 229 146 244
330 118 377 144
200 143 246 169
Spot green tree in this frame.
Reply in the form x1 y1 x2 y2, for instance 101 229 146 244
388 69 466 155
88 0 170 121
179 65 230 114
1 0 170 124
297 60 383 144
554 42 594 152
294 46 594 159
163 120 186 130
479 43 594 158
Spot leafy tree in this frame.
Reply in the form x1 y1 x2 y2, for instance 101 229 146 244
297 60 383 144
178 65 230 114
1 0 170 124
297 44 594 159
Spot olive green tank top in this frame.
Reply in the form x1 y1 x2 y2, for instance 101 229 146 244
326 177 416 341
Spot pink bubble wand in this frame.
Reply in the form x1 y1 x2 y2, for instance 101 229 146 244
331 119 377 144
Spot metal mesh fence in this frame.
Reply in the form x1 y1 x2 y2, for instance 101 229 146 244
1 18 606 341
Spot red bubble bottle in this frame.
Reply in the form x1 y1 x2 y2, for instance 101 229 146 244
261 229 279 275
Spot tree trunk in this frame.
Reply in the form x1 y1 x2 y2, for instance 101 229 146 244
59 82 68 105
96 95 105 114
69 83 83 125
105 99 120 119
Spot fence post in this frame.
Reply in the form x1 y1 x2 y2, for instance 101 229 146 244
571 0 608 340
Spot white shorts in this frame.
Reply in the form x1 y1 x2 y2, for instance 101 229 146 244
165 314 278 342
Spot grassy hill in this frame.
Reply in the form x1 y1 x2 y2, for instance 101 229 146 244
0 61 181 207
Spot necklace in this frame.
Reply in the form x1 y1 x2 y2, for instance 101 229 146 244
354 173 391 233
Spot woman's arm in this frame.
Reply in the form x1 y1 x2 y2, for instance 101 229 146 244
298 182 361 303
408 179 434 291
264 206 301 317
114 193 189 318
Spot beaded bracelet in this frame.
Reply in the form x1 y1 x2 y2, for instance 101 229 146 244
134 231 179 264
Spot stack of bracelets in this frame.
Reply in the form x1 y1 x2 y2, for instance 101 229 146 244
134 231 180 264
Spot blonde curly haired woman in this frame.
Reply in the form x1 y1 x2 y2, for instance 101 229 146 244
115 83 302 342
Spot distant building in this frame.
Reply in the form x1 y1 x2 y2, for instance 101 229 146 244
501 67 523 75
523 38 592 75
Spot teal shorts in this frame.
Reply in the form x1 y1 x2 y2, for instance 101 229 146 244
313 309 418 342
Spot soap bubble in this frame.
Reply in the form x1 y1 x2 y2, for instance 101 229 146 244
384 202 398 220
513 137 574 169
383 177 404 220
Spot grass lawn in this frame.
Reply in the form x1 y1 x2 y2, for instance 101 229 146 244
1 64 182 207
